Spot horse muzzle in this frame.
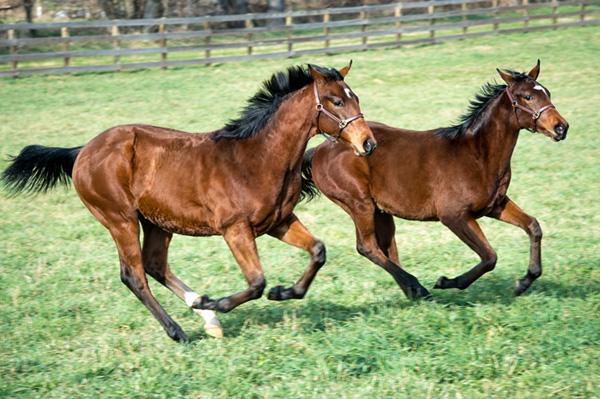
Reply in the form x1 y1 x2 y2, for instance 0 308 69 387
553 122 568 141
361 138 377 156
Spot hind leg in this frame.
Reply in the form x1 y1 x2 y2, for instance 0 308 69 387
266 213 326 301
374 210 400 264
108 215 187 341
434 214 497 290
140 218 223 338
352 208 430 300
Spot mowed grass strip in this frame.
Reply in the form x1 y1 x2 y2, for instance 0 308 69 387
1 26 599 399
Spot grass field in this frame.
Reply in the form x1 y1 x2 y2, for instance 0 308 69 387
1 26 599 398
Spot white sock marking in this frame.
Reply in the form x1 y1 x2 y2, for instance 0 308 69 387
183 290 221 327
184 291 199 307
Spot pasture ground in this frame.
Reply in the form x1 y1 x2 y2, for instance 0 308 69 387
1 26 599 398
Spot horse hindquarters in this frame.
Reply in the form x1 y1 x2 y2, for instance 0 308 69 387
72 129 188 341
310 145 430 300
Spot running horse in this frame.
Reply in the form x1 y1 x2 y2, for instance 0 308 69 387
302 61 568 299
1 63 376 341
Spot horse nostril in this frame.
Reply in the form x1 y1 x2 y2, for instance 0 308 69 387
554 123 568 140
363 139 377 155
554 124 565 135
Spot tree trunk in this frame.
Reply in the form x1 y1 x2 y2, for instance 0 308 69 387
218 0 249 27
23 0 33 23
143 0 164 19
268 0 285 26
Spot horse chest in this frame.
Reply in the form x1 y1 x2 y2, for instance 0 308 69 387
248 173 300 233
478 170 512 216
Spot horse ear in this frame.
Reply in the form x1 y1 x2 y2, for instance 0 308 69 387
339 60 353 78
497 68 517 86
528 59 541 80
308 64 326 82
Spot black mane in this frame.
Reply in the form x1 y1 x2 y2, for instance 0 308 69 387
436 70 529 140
212 64 343 141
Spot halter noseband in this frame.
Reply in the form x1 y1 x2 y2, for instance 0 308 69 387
313 83 364 142
505 87 555 132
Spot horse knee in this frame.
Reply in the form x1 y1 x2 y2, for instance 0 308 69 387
483 252 498 272
249 276 266 299
356 241 371 258
312 241 326 267
120 267 145 292
528 218 542 241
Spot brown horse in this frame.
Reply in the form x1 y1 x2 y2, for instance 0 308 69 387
1 63 376 341
303 61 568 300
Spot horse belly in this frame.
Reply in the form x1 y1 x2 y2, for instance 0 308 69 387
371 174 438 221
138 194 218 236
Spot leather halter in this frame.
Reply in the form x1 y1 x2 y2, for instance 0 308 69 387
313 83 364 142
505 87 555 132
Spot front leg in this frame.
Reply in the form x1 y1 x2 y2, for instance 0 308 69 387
489 197 543 295
266 213 326 301
434 214 497 290
192 222 265 313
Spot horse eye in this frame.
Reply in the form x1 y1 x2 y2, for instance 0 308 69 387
333 99 344 107
524 95 533 101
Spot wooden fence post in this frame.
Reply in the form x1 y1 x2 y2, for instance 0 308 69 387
395 4 402 44
159 18 167 69
323 11 330 50
428 5 435 40
203 21 211 64
360 9 367 49
523 0 529 29
462 2 468 34
552 0 558 29
492 0 499 32
245 19 253 55
111 24 121 70
286 15 293 53
61 26 70 67
8 29 17 76
580 2 587 21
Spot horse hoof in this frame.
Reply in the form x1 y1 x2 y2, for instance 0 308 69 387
411 285 432 300
434 276 450 289
193 294 218 310
168 325 188 342
267 285 285 300
514 279 530 296
204 324 224 339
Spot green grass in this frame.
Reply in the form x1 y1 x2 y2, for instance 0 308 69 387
1 26 599 398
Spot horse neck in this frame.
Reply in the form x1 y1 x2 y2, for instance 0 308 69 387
235 85 316 174
470 93 521 176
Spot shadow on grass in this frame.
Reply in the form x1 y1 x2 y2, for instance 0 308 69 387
431 273 600 306
187 297 414 341
187 273 599 341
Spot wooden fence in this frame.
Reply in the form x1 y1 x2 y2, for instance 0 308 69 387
1 0 599 77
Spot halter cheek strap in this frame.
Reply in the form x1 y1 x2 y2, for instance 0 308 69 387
313 83 364 142
505 88 555 133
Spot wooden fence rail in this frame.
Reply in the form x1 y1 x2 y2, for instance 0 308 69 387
1 0 599 77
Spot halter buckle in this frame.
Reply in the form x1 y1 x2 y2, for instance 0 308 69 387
338 120 348 129
533 111 540 119
316 104 323 111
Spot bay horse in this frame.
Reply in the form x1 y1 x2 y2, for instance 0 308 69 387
1 63 376 341
302 61 568 300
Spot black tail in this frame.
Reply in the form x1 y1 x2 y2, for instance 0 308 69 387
300 147 320 202
1 145 82 195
